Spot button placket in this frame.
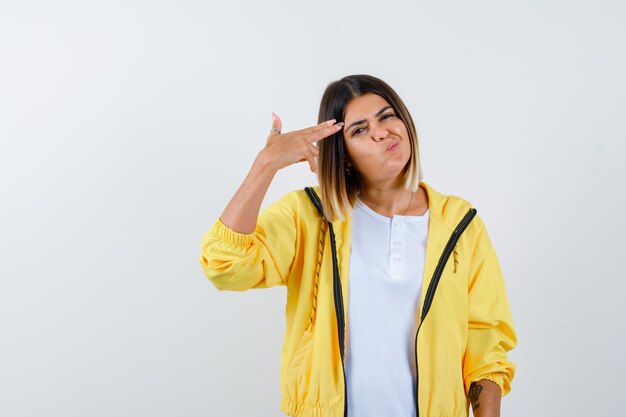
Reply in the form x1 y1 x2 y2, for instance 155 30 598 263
389 217 405 277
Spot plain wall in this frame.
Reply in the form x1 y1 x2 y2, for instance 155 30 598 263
1 0 625 416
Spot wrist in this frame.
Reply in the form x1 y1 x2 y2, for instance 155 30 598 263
253 149 279 176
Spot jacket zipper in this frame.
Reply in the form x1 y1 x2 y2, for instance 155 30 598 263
328 222 348 417
413 207 477 417
305 187 348 417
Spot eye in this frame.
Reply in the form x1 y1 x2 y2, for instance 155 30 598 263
353 127 365 136
352 113 395 136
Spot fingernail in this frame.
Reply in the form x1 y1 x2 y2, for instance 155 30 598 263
336 122 344 128
272 112 276 122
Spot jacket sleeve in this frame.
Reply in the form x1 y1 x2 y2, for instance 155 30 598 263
462 216 517 397
198 191 298 291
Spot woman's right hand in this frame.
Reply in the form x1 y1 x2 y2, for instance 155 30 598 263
261 112 344 174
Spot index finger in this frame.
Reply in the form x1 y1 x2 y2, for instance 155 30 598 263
308 121 345 143
290 119 337 136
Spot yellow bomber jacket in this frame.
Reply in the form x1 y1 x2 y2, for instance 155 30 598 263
199 181 517 417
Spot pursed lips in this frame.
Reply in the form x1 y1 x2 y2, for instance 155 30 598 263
387 141 399 151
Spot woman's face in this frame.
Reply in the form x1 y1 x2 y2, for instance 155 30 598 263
341 93 411 186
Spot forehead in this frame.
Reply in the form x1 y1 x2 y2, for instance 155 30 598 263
343 93 391 121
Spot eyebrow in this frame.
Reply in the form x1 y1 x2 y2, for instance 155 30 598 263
345 106 393 133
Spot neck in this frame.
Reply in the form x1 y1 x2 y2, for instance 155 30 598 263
359 182 415 217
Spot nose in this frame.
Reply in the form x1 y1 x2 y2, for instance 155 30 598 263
371 123 390 142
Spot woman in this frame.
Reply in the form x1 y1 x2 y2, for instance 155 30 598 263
199 74 517 417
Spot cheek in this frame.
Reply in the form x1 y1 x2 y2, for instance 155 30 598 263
389 124 406 136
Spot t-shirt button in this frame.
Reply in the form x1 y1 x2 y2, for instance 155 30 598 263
393 257 402 262
393 241 401 246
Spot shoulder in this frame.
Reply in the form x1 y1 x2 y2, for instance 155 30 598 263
424 182 492 257
450 195 494 260
423 181 476 227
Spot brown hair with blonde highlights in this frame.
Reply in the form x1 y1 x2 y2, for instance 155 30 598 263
315 74 424 222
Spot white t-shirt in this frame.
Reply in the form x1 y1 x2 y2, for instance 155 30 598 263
345 197 429 417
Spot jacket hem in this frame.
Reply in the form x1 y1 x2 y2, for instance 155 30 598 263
280 399 343 417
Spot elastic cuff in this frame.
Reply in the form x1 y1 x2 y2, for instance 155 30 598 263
210 217 256 248
468 372 510 397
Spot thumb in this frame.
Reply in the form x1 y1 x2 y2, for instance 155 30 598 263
271 112 282 134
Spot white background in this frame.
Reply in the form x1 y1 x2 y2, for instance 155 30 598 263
1 1 625 416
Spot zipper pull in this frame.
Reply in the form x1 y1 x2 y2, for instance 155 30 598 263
453 245 458 274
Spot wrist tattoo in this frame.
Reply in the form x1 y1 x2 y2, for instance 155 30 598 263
469 382 483 410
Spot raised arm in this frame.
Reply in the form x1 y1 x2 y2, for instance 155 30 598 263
199 113 342 291
219 112 341 233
